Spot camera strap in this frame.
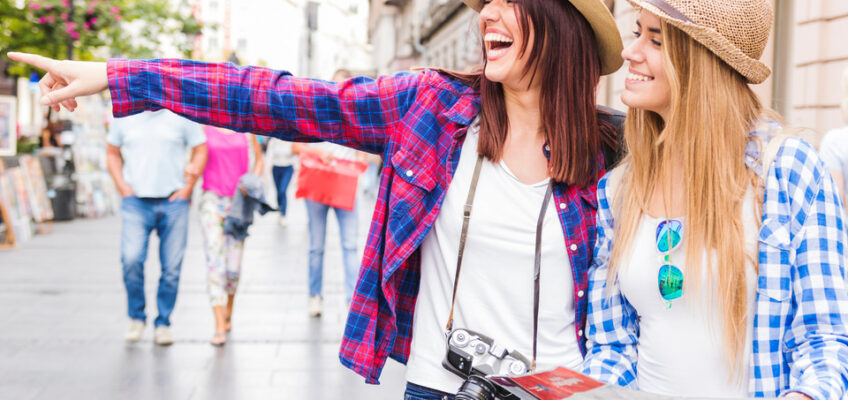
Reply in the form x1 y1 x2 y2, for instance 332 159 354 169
445 153 553 373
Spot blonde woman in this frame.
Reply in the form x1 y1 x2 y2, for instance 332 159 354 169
582 1 848 399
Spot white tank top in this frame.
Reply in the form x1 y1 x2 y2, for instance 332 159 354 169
406 122 582 393
617 191 758 397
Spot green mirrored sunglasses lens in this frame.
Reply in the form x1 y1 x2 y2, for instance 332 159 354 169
656 220 683 253
658 264 683 300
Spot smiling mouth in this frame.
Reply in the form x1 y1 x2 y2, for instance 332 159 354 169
627 72 654 82
484 32 513 55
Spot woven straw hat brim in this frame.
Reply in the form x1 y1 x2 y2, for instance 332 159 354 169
462 0 623 76
626 0 770 84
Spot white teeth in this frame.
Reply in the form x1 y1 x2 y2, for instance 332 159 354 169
488 48 507 57
627 72 653 82
484 32 513 44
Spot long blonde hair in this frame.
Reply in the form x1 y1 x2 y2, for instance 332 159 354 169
608 21 763 377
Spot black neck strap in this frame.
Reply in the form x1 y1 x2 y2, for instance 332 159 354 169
445 154 553 373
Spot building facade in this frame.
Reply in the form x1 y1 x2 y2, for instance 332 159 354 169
192 0 372 78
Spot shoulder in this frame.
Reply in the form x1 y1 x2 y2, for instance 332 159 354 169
415 69 478 98
596 105 625 128
596 164 628 221
819 126 848 154
772 135 827 186
599 164 627 198
821 126 848 143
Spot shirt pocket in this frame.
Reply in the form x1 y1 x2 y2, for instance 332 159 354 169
757 216 794 302
387 147 437 239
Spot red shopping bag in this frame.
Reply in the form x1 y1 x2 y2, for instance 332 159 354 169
295 152 368 211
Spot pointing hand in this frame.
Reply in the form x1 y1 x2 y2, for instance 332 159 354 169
7 52 108 112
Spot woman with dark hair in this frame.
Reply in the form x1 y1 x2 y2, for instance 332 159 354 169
10 0 624 395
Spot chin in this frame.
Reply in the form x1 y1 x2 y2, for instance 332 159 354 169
483 65 507 83
621 92 648 111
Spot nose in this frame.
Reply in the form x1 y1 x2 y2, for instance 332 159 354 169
621 37 645 64
479 0 501 23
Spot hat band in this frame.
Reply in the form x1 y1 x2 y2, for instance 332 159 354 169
641 0 692 23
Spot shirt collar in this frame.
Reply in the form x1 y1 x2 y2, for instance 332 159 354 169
744 118 783 178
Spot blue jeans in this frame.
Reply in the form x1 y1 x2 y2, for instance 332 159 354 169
404 383 455 400
271 165 294 216
305 199 358 302
120 196 190 327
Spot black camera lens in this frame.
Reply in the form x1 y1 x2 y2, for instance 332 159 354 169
455 375 497 400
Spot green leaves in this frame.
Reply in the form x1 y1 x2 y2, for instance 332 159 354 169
1 0 203 78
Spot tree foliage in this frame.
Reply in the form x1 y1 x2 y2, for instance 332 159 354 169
0 0 202 77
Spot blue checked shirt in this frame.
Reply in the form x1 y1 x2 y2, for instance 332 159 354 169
582 123 848 400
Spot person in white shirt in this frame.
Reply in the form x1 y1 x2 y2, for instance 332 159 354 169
266 138 297 226
818 68 848 200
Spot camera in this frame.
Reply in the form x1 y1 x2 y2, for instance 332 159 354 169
442 328 531 400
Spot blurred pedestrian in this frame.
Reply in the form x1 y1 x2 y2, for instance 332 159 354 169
292 67 365 317
266 138 296 226
106 110 207 345
818 68 848 200
582 1 848 399
199 125 265 346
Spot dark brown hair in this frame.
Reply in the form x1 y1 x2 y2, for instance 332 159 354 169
468 0 616 187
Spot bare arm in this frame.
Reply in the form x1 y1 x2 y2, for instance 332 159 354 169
292 142 333 164
185 143 208 188
251 135 264 176
106 144 133 197
169 143 208 202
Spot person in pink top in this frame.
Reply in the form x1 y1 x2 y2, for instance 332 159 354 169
199 125 264 346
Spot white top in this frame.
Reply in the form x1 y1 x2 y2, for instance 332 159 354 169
406 122 582 393
266 138 297 167
106 110 205 198
818 126 848 193
308 141 357 161
617 192 758 398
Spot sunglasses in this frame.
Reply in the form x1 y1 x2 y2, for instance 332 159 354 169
656 219 684 308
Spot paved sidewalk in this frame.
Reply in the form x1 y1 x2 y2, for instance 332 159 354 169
0 197 406 399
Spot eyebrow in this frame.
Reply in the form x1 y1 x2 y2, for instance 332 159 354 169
635 20 662 34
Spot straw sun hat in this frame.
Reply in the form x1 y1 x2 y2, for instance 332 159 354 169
626 0 774 84
461 0 624 76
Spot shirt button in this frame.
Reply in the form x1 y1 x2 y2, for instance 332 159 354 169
577 290 584 297
559 203 566 210
578 329 584 337
569 244 577 251
405 170 413 177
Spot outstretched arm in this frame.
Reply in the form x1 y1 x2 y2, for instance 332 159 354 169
8 53 423 155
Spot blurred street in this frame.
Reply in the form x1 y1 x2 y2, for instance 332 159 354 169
0 195 406 400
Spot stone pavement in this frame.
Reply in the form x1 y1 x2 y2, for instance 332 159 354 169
0 196 407 399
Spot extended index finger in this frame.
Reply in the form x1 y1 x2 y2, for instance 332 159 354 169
7 52 55 72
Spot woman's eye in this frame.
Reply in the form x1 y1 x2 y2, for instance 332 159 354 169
632 31 641 38
651 39 661 46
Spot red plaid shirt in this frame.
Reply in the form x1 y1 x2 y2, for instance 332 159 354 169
107 59 603 384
